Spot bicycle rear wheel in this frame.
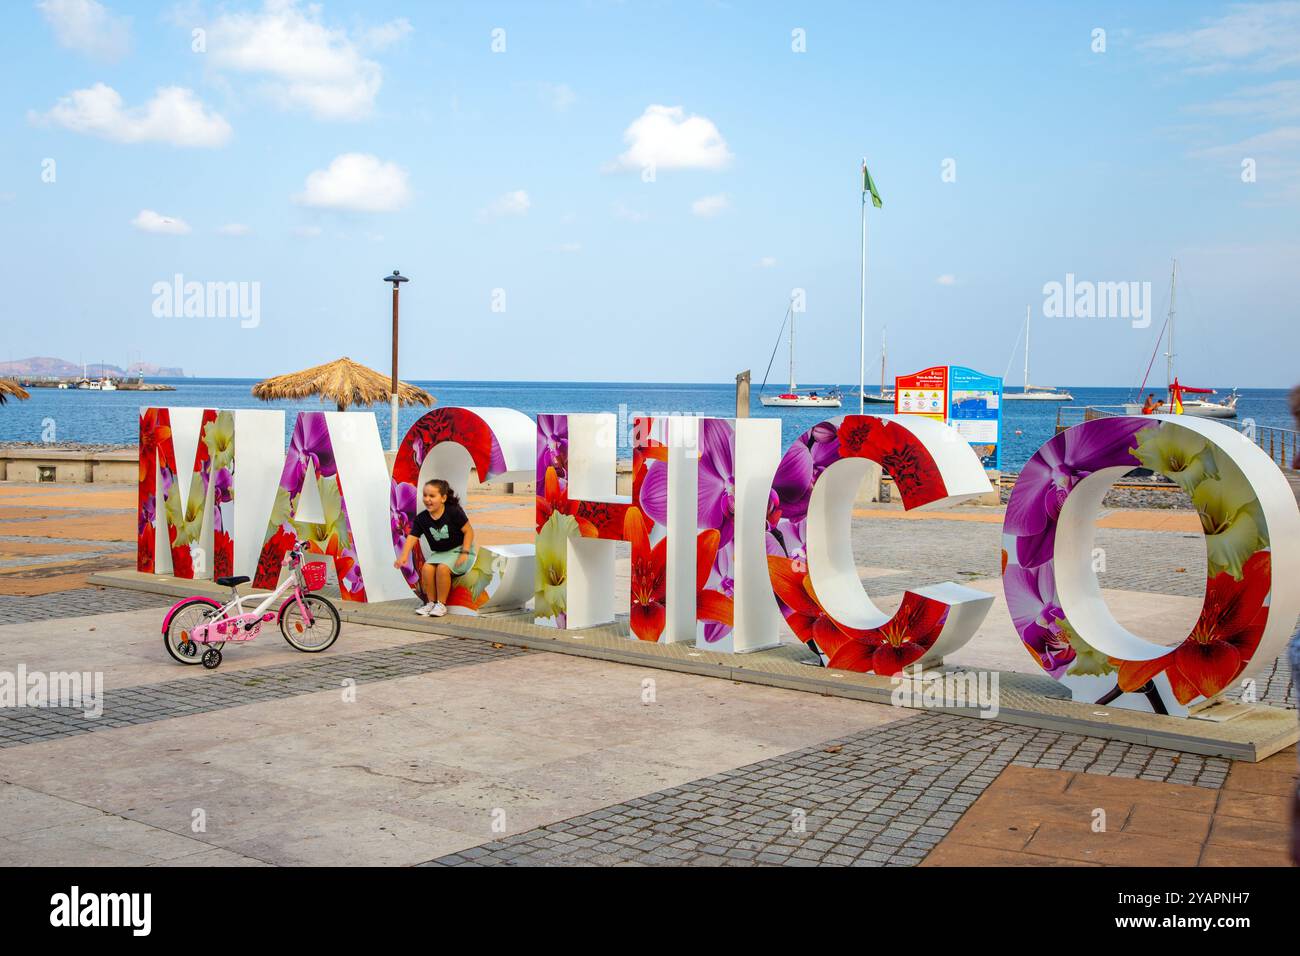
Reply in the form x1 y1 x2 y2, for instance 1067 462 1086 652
164 599 223 665
279 594 340 652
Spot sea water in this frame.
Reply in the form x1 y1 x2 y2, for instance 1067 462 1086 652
1 379 1293 473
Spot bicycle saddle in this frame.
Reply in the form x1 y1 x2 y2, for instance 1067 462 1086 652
216 576 250 588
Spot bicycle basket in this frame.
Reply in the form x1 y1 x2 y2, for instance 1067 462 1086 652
301 561 327 591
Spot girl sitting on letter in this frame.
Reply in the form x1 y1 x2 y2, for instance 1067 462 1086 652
394 479 477 617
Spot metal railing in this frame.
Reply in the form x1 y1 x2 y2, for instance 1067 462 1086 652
1251 423 1299 470
1055 406 1299 470
1054 405 1126 430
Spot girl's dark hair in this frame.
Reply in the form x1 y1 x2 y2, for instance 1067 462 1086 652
424 479 461 510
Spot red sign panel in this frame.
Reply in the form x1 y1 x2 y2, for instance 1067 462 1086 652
894 366 949 421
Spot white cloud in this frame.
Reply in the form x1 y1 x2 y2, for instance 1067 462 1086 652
360 17 412 51
1194 79 1300 119
936 274 956 286
557 242 581 253
609 104 732 172
537 82 576 112
759 256 777 268
691 193 729 217
131 210 190 235
38 0 131 62
481 189 531 219
295 153 411 212
1143 2 1300 72
217 223 251 236
1195 126 1300 200
33 84 231 147
205 0 406 120
612 200 648 223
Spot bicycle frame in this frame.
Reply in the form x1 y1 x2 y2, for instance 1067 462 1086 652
223 568 312 621
190 552 316 644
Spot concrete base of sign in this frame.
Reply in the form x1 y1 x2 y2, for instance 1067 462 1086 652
90 569 1299 763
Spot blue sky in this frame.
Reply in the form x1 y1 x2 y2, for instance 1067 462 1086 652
1 0 1298 387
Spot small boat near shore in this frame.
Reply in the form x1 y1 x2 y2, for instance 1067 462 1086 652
758 300 843 408
1004 306 1073 402
860 328 895 404
1122 260 1237 420
761 390 844 408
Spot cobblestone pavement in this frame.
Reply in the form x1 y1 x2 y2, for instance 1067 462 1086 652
420 713 1233 867
0 586 172 623
1223 651 1295 710
0 637 522 748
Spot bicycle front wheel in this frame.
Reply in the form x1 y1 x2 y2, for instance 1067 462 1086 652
279 594 340 652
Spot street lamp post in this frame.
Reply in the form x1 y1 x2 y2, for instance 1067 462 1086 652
383 270 409 452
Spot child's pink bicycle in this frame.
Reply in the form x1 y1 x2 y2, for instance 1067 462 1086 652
161 542 341 669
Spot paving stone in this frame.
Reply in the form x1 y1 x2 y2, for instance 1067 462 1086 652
0 637 522 747
419 708 1238 867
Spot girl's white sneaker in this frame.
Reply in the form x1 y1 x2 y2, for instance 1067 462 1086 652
429 602 448 617
416 602 437 616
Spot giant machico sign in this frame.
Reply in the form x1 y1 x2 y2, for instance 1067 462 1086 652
137 405 1299 719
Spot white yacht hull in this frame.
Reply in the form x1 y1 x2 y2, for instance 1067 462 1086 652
760 395 843 408
1123 402 1237 419
1003 390 1073 401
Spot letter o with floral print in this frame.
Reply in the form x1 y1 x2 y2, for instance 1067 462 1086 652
1002 415 1300 716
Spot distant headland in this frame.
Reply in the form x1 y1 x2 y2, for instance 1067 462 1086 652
0 357 185 379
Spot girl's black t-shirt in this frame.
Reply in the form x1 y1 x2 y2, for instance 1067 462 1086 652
413 504 468 553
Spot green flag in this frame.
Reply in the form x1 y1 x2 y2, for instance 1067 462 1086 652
862 162 882 209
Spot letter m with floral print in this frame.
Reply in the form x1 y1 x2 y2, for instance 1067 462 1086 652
138 407 235 579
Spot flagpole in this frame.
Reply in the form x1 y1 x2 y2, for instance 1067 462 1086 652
859 158 867 415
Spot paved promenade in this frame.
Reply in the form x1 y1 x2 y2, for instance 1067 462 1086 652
0 482 1294 866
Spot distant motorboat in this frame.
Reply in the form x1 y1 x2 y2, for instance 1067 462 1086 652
1124 389 1239 419
1003 306 1074 402
1179 394 1238 418
76 377 116 391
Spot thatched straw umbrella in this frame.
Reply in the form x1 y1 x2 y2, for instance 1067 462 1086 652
0 380 30 405
251 357 434 412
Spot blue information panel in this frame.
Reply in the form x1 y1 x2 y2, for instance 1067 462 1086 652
946 366 1002 470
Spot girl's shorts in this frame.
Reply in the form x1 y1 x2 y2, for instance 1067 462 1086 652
423 545 478 576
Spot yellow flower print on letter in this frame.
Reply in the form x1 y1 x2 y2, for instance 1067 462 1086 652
202 412 235 474
535 511 579 622
1192 455 1267 580
1131 426 1217 495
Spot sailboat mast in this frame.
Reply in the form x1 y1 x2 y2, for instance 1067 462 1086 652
880 327 887 392
1165 258 1177 395
789 307 797 391
1023 305 1031 390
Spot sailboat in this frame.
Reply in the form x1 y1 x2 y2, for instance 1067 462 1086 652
860 328 895 404
1124 260 1237 419
759 303 843 408
1003 306 1073 401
